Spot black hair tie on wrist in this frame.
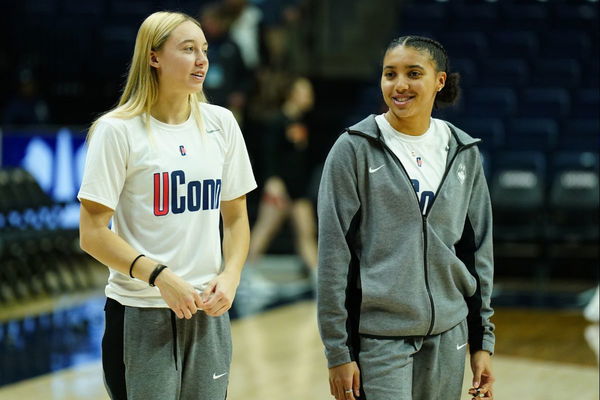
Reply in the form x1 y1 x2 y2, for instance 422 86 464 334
129 254 145 278
149 264 168 287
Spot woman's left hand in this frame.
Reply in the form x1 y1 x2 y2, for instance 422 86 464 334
468 350 495 399
201 270 241 317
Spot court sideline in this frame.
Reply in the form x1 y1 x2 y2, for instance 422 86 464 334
0 299 598 400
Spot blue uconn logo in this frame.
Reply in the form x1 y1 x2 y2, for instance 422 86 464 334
153 170 221 216
411 179 435 214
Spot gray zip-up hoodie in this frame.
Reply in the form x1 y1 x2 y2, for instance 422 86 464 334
317 115 495 368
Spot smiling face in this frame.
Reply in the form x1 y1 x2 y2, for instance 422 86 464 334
150 20 208 96
381 45 446 134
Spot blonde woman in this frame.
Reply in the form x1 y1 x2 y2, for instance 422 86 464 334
78 11 256 399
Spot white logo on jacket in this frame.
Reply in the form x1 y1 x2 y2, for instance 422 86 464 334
369 165 385 173
213 372 227 380
457 163 466 184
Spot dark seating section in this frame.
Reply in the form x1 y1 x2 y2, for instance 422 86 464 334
520 88 571 119
481 58 529 87
5 0 598 285
466 87 517 118
0 168 95 304
505 118 558 151
547 151 599 246
489 31 539 59
491 150 547 244
530 58 581 88
444 32 489 59
393 0 599 279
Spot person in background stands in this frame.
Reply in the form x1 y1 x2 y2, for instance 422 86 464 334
248 76 318 275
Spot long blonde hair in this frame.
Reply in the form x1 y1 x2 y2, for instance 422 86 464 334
88 11 207 139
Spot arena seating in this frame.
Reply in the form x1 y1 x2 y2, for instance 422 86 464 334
547 151 599 247
3 0 598 284
0 168 93 304
395 0 599 278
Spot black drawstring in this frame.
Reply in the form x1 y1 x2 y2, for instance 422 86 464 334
170 311 178 370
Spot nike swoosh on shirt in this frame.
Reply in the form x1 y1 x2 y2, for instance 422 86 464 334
369 165 384 173
456 343 468 350
213 372 228 380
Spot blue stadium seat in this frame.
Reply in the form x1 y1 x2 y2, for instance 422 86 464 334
491 150 547 242
538 31 592 61
450 58 478 88
531 58 582 88
444 32 489 59
449 3 500 32
560 118 600 151
467 87 517 118
520 88 571 119
22 0 57 15
62 0 105 15
546 151 599 244
488 31 539 59
590 57 599 87
109 0 154 15
400 3 448 33
571 89 600 119
506 118 559 152
96 26 137 78
500 3 550 31
552 3 599 32
108 0 155 24
456 117 505 151
480 58 530 86
549 151 599 209
454 117 505 179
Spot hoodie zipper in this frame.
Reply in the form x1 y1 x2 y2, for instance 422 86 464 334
348 127 476 336
374 135 443 335
422 147 464 334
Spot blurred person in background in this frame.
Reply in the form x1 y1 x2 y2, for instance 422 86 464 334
2 68 49 125
248 76 318 274
223 0 264 73
78 11 256 399
317 36 495 400
199 2 251 125
260 0 312 76
584 285 599 362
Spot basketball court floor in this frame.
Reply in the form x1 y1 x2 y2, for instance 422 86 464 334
0 256 598 400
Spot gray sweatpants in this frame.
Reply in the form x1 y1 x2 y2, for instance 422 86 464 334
102 298 231 400
359 319 468 400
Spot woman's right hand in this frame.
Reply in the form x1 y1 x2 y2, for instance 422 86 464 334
154 268 204 319
329 361 361 400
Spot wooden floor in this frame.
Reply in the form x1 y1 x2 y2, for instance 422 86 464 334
0 301 598 400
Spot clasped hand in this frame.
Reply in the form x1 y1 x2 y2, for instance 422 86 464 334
155 269 239 318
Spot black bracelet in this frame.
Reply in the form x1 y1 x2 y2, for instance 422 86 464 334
129 254 145 278
149 264 168 287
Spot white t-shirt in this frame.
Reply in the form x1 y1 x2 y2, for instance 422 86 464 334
375 114 451 214
78 103 257 307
